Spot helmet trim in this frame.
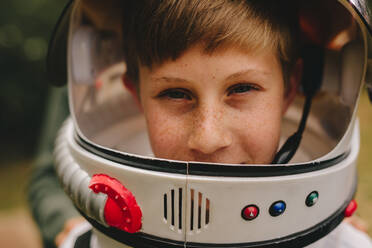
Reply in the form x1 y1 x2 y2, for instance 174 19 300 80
348 0 372 35
47 0 74 86
75 132 349 177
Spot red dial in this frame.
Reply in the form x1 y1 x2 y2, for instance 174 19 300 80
89 174 142 233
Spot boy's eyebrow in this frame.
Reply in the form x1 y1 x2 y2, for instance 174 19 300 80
224 69 273 81
151 76 190 84
151 69 273 83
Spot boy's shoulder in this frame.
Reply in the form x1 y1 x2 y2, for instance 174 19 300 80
307 221 372 248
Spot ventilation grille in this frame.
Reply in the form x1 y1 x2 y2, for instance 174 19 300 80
163 188 210 232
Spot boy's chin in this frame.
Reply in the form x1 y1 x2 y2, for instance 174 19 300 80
154 153 259 165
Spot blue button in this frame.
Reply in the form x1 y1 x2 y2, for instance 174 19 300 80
269 201 286 217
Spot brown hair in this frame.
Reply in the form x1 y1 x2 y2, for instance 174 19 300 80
122 0 299 85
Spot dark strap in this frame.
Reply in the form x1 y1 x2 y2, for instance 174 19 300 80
74 230 92 248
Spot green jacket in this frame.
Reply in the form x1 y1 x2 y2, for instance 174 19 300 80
28 87 79 248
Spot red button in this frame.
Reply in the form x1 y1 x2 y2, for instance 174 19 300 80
344 200 357 217
242 205 259 221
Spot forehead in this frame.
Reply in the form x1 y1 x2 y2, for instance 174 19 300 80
141 44 282 79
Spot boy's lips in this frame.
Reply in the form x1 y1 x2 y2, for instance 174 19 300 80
181 153 254 165
186 157 252 165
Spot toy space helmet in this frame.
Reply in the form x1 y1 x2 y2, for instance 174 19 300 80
49 0 372 247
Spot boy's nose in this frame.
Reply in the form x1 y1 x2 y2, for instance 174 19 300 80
187 109 232 155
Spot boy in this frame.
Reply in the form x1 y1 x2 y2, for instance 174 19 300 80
33 0 372 247
121 0 300 164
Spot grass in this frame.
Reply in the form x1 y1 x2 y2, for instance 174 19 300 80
0 159 33 210
355 91 372 235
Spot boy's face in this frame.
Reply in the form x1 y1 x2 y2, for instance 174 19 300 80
135 45 297 164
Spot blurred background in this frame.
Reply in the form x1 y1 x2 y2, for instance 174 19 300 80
0 0 66 247
0 0 371 248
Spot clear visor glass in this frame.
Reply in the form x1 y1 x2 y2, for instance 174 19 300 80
67 0 368 164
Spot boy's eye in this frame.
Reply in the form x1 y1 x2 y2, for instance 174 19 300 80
227 83 259 96
158 89 192 100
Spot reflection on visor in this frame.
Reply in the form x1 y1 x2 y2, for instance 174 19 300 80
64 0 367 166
349 0 372 33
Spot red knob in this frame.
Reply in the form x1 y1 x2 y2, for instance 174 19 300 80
344 200 357 218
89 174 142 233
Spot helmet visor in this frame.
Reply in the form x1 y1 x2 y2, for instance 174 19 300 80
66 0 369 164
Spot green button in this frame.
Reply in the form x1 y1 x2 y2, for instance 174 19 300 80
306 191 319 207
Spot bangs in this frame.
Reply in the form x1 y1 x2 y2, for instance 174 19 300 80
122 0 298 82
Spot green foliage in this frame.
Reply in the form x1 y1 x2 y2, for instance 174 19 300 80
0 0 66 161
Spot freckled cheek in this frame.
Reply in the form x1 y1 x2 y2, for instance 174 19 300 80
145 108 189 158
237 103 283 163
